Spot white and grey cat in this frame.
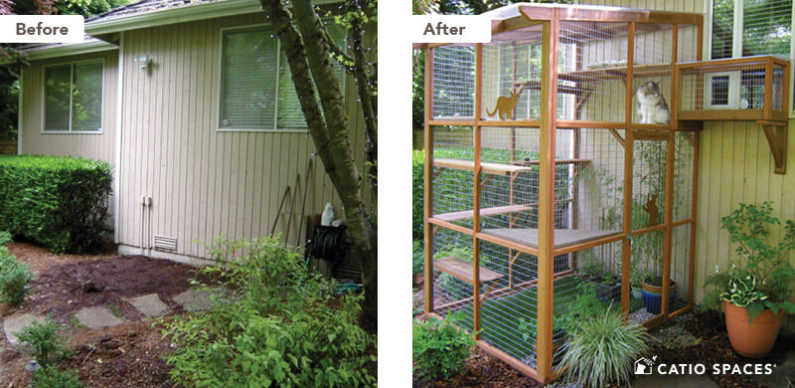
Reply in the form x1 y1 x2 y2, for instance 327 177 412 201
636 81 670 125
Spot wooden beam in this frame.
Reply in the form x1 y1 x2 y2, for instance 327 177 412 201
687 132 700 305
535 14 557 383
661 131 675 315
472 43 484 340
423 47 434 314
621 22 636 320
608 129 626 148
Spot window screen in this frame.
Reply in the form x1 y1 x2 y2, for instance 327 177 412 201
44 61 103 132
44 65 71 131
221 23 347 131
711 0 734 59
743 0 792 56
220 27 279 129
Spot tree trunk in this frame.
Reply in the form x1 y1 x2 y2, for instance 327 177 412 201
261 0 377 329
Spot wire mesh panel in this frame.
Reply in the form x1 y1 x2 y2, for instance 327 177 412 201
558 22 629 123
432 45 476 120
671 223 692 310
431 228 475 318
632 136 667 229
431 126 475 228
630 229 664 321
632 23 673 126
569 128 625 245
673 131 695 221
677 24 699 63
481 25 544 122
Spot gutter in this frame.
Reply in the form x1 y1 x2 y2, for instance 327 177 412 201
85 0 340 35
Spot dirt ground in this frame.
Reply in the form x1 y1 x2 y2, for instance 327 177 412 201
0 242 200 387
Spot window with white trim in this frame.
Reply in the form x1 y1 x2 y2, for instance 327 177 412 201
219 24 346 131
43 61 103 132
710 0 794 112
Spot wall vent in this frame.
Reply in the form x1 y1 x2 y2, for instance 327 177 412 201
153 236 177 251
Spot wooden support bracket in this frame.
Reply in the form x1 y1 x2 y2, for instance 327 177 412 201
608 129 625 148
759 121 788 175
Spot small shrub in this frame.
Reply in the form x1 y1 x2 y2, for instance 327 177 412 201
0 230 11 245
413 313 475 380
559 307 649 387
0 155 112 253
164 238 376 387
17 319 71 367
31 366 82 388
413 150 424 240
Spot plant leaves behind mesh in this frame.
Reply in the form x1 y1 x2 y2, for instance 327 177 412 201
0 155 111 253
559 307 649 387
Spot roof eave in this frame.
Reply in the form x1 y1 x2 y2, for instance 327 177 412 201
85 0 340 35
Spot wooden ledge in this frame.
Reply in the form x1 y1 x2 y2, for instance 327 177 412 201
434 204 535 222
433 158 534 175
433 256 503 285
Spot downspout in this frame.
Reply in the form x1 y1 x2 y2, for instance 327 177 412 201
114 32 124 244
17 68 22 155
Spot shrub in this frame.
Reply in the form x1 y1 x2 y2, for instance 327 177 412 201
0 155 112 253
413 313 475 380
559 307 649 387
31 366 82 388
163 238 376 387
0 230 11 245
17 319 71 367
412 240 424 279
0 244 32 305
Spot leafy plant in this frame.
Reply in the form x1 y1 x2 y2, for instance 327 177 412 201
17 319 71 367
556 282 605 335
0 231 11 245
0 247 32 306
578 256 604 280
413 240 424 279
163 237 376 387
413 312 475 380
31 365 83 388
703 202 795 321
559 307 650 387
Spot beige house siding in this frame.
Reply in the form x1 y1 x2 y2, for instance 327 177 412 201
20 50 118 164
580 0 795 330
117 12 367 260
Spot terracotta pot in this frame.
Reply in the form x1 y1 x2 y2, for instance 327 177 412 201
724 301 783 358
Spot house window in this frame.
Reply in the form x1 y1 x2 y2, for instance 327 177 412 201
43 61 104 132
710 0 794 112
219 24 346 131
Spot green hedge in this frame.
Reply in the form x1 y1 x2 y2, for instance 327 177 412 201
413 150 424 240
0 155 112 253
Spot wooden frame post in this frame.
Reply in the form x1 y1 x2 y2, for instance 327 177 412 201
621 22 636 319
473 43 484 340
423 48 435 314
661 130 675 315
536 16 557 383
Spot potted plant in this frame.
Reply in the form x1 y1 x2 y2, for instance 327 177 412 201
577 256 621 304
633 230 676 314
703 202 795 358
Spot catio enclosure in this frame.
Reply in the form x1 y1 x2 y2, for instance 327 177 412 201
418 3 784 383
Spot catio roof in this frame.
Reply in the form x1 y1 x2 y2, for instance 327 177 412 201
86 0 223 23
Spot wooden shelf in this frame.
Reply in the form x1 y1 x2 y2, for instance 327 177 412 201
434 204 535 222
481 228 621 250
558 63 671 83
433 158 534 175
433 256 504 285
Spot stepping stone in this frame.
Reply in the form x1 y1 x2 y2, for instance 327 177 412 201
173 288 225 312
74 306 124 329
3 314 45 346
129 294 169 318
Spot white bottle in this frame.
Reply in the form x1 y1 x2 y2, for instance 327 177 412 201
321 203 335 226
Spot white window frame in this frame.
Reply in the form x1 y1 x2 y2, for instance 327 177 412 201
41 59 105 134
217 23 346 133
705 0 795 115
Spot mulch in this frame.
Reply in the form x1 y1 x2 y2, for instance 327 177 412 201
0 242 201 387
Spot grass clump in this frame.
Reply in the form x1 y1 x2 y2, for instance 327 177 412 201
163 237 375 387
558 307 649 387
413 312 475 381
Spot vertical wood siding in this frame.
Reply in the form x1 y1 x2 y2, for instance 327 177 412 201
21 50 118 164
118 13 367 260
581 0 795 330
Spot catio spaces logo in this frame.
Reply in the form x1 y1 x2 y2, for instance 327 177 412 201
633 355 777 376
